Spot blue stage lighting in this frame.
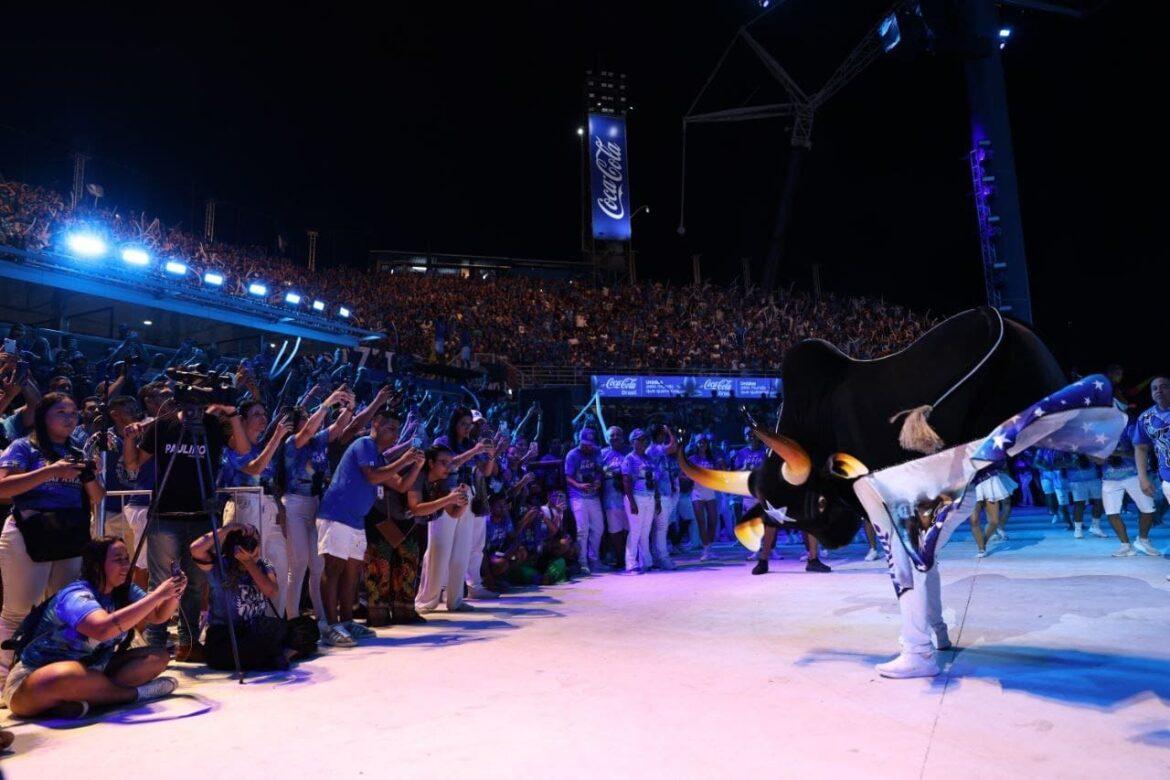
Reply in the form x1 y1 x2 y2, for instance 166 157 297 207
248 283 268 297
312 300 326 312
338 306 351 318
204 271 225 286
66 233 108 258
285 292 302 305
165 260 187 275
120 247 150 266
999 28 1012 39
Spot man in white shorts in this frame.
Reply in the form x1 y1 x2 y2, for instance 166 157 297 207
1133 376 1170 574
1065 456 1105 539
1097 415 1158 556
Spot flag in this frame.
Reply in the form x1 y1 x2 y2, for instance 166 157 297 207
852 374 1127 595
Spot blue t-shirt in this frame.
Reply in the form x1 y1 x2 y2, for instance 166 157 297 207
1133 404 1170 481
647 443 675 496
1 411 27 444
0 437 84 513
484 516 514 554
20 579 147 670
318 436 384 529
207 558 276 627
563 446 601 501
218 443 277 491
622 450 660 495
1102 421 1139 481
127 455 155 508
599 446 629 508
734 445 767 472
1064 457 1099 484
283 428 331 497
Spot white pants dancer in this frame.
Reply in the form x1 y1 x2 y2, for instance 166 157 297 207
898 564 945 655
417 512 474 612
0 519 82 685
571 497 605 569
282 493 326 621
625 494 655 570
465 514 488 590
224 493 290 616
652 494 676 566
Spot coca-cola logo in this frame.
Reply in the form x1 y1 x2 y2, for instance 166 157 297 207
593 136 625 220
700 378 733 392
603 376 638 391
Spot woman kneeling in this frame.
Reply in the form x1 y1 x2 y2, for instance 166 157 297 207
4 536 184 718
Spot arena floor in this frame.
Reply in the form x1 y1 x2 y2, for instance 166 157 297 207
2 506 1169 779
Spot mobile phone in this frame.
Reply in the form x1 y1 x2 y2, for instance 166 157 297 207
170 560 182 579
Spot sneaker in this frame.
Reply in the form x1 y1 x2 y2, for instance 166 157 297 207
1050 514 1060 525
622 567 644 576
1134 538 1161 557
805 558 831 573
994 529 1008 541
659 558 678 571
864 548 880 562
447 601 476 612
1074 525 1084 539
467 586 500 600
50 701 91 719
976 549 986 559
1089 525 1108 539
751 559 769 576
875 651 939 679
135 676 178 703
578 567 592 576
699 546 711 562
343 620 377 639
799 552 810 563
1111 543 1136 557
323 624 357 647
745 551 757 562
933 625 952 651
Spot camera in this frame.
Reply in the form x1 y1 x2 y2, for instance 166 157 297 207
165 366 236 406
65 456 97 483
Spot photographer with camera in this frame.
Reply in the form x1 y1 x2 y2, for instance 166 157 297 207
219 401 294 614
1 349 43 445
3 535 184 718
189 522 315 671
412 444 477 612
315 406 422 647
281 386 354 622
0 393 105 688
123 375 246 662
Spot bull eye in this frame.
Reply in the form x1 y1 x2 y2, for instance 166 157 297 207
817 495 827 514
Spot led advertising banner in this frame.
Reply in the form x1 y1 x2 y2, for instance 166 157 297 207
588 113 632 241
591 375 782 399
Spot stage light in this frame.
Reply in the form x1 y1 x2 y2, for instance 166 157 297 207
165 260 187 275
577 127 584 136
120 247 150 266
311 300 325 312
66 233 107 258
143 320 153 326
203 271 224 286
879 13 901 52
285 292 302 305
999 28 1012 39
248 282 268 297
338 306 351 318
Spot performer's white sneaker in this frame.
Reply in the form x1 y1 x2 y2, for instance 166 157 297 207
864 548 880 562
1135 538 1161 557
1111 543 1136 557
1089 524 1108 539
1073 524 1084 539
876 651 939 679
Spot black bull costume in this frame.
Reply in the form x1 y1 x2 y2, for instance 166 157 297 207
679 307 1127 678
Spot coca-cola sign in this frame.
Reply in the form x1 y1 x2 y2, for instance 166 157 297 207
588 114 632 241
592 375 783 399
603 377 639 392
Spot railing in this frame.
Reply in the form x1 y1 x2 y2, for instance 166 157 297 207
513 364 783 388
98 486 266 537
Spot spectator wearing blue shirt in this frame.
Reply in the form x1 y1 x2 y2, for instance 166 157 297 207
647 425 679 572
0 393 106 689
316 409 421 647
564 428 604 574
219 401 294 613
280 387 354 622
599 426 631 569
1095 416 1158 557
621 428 659 574
3 536 183 719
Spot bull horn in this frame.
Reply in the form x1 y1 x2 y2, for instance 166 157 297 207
827 452 869 479
676 449 752 497
734 504 766 552
750 428 811 486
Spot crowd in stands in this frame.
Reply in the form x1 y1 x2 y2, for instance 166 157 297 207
3 178 936 370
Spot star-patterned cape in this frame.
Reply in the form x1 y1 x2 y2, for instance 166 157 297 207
852 374 1127 595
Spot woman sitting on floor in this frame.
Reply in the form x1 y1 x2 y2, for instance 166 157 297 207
3 536 183 719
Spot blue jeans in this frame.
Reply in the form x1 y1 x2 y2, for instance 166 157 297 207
145 516 212 648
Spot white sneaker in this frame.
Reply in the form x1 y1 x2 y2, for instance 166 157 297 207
864 548 880 562
699 546 711 562
876 651 939 679
1111 543 1136 557
1074 525 1084 539
1089 525 1108 539
994 529 1008 541
745 551 757 561
1134 538 1161 557
1051 514 1060 525
933 625 952 651
976 549 986 558
135 676 178 703
467 586 500 600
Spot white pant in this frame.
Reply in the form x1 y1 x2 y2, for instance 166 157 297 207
282 493 325 620
1102 475 1156 515
121 505 151 570
416 512 474 611
224 494 290 617
100 509 150 570
653 494 676 566
465 514 488 590
625 494 655 570
1163 480 1170 505
0 519 82 685
571 497 605 568
898 565 945 655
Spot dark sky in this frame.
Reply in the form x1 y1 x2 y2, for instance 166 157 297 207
1 2 1163 381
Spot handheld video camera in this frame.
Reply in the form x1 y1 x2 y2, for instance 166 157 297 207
165 366 236 406
65 456 97 483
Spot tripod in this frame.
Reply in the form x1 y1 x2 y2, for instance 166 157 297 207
123 403 245 682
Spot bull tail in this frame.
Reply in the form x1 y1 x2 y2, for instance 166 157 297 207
890 404 944 455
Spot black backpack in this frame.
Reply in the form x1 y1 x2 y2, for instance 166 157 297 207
0 599 52 664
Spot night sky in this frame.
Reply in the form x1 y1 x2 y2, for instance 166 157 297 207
1 2 1163 381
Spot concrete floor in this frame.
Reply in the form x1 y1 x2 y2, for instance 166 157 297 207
3 507 1169 779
